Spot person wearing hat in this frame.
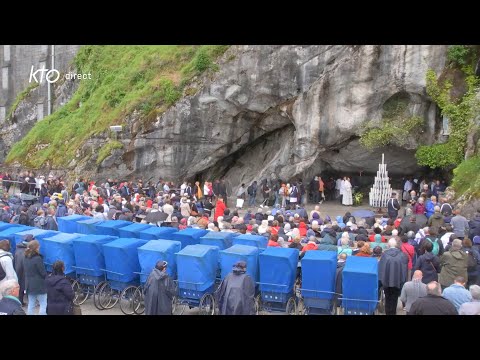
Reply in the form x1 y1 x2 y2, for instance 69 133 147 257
144 260 176 315
215 261 255 315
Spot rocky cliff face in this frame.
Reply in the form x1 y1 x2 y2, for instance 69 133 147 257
116 45 447 187
3 45 449 192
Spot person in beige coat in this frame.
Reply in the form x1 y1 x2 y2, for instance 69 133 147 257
439 239 468 290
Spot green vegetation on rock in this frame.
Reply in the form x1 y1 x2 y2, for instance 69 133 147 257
6 45 229 168
6 83 38 121
360 93 425 149
452 156 480 198
415 67 480 168
96 140 123 165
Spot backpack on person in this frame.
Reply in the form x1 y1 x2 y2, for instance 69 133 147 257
247 185 253 196
33 215 47 229
466 250 478 273
426 237 439 256
10 214 20 224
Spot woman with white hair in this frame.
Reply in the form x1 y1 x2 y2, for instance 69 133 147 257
458 285 480 315
180 197 191 218
338 236 353 256
258 220 269 235
0 279 25 315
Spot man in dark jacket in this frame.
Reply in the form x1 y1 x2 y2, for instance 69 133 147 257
468 210 480 239
399 214 420 236
45 260 75 315
387 193 401 220
413 241 441 284
18 207 29 226
203 198 214 219
45 208 58 231
144 261 176 315
378 238 408 315
0 280 26 315
55 200 68 218
408 281 458 315
14 234 35 306
216 261 255 315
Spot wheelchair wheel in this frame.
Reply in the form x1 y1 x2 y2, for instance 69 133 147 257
199 293 215 315
99 282 119 310
172 296 187 315
72 280 89 306
119 286 138 315
93 281 107 310
286 297 297 315
133 287 145 315
254 294 262 315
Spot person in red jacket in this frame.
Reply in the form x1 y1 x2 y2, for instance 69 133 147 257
414 197 426 215
298 222 307 237
302 236 318 252
268 234 281 247
400 234 415 280
146 198 153 208
214 196 226 221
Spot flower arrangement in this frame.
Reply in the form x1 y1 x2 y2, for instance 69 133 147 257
353 191 364 206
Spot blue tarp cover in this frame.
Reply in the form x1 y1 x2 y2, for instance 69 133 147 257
137 240 182 282
219 244 259 281
56 215 91 233
342 256 378 313
176 244 219 291
172 228 208 249
102 238 146 282
76 219 105 235
117 223 154 238
0 223 26 232
13 229 58 251
72 235 118 276
232 234 268 249
42 233 85 274
0 226 32 255
94 220 132 237
259 247 299 294
200 231 235 250
301 250 337 300
138 227 177 240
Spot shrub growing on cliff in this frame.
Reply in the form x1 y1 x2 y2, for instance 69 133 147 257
360 116 424 149
447 45 471 67
415 68 480 168
452 156 480 198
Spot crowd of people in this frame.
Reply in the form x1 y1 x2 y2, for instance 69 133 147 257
0 170 479 315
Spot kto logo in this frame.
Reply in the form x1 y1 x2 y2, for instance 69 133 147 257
29 66 60 84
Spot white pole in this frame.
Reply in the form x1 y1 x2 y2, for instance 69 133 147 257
47 45 55 116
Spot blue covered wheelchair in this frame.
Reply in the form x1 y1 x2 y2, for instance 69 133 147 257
174 244 219 315
256 247 299 315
